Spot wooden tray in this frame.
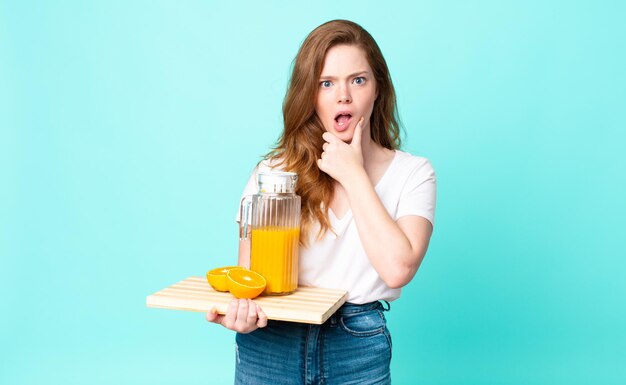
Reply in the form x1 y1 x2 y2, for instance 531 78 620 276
146 276 348 324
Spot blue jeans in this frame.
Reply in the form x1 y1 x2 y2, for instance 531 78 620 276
234 301 392 385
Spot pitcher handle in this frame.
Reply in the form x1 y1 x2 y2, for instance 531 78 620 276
239 195 253 240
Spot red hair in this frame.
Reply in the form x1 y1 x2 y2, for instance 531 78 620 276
266 20 401 244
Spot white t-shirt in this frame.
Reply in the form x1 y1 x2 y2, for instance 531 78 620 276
237 150 436 304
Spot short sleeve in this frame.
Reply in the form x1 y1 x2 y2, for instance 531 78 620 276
395 158 437 227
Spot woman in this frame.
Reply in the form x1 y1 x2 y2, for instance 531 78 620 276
207 19 436 384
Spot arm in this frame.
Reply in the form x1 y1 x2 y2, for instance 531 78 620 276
238 238 251 268
317 118 433 288
342 168 433 288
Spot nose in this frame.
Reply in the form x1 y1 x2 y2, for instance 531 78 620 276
338 95 352 103
337 85 352 103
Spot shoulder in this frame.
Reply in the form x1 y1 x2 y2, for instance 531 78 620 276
393 150 435 177
253 157 287 174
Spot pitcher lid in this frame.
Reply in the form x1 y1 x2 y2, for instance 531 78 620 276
257 171 298 193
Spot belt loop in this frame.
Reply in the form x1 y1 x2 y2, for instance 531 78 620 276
330 313 337 327
380 300 391 312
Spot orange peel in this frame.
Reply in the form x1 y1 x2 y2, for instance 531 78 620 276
226 269 267 299
206 266 244 292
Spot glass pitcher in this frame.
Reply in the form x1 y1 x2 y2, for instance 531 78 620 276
239 171 301 295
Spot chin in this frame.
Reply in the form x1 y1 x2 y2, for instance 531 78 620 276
326 126 351 139
338 128 355 141
340 133 354 143
328 129 349 141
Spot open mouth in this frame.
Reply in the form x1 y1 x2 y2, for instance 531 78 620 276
334 112 353 127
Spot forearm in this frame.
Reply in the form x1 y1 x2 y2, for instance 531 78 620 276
238 239 251 268
343 169 421 288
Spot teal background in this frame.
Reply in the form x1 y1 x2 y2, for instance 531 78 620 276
2 1 625 384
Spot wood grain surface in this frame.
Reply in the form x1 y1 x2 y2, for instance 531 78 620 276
146 276 348 324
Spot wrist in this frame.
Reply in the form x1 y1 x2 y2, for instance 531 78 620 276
341 167 370 195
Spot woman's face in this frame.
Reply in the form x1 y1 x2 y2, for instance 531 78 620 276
315 44 377 143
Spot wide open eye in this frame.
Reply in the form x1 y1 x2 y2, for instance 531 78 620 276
320 80 332 88
353 76 366 85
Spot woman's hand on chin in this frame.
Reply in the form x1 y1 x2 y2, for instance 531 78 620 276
317 116 365 185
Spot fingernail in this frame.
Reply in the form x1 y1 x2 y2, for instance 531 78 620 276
209 306 217 314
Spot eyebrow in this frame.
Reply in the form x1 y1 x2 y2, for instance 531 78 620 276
319 71 370 80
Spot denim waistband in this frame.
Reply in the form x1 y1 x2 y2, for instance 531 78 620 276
334 300 389 315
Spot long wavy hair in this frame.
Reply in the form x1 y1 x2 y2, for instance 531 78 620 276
266 19 401 245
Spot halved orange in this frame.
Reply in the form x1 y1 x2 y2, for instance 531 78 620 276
226 269 267 299
206 266 244 292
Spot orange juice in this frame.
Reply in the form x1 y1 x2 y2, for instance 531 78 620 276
250 226 300 295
